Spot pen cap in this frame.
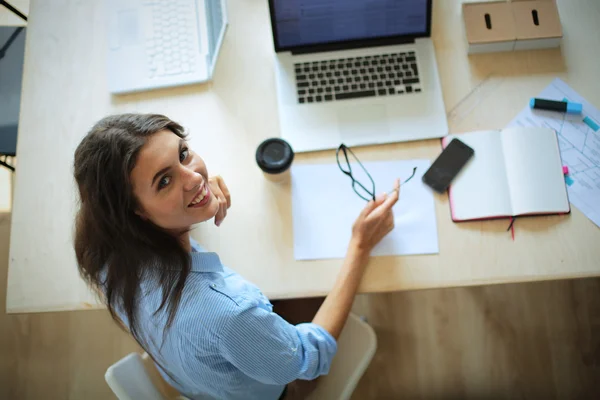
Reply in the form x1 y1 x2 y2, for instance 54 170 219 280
567 102 583 114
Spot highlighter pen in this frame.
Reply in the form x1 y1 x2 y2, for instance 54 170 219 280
530 98 583 114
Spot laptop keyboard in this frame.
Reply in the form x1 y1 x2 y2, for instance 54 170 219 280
144 0 200 79
294 52 421 104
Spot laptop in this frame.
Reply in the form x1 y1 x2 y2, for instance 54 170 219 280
268 0 448 152
106 0 227 94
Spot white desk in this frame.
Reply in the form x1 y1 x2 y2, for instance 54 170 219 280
6 0 600 313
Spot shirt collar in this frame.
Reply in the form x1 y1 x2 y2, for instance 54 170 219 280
190 251 224 273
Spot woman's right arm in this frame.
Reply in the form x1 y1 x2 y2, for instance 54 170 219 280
218 180 399 384
312 179 400 339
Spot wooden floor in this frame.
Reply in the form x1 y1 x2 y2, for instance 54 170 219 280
352 282 600 399
1 210 599 399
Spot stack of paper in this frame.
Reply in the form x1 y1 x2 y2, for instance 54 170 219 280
291 159 439 260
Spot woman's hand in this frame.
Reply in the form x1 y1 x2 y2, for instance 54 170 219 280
313 179 400 339
208 175 231 226
349 179 400 255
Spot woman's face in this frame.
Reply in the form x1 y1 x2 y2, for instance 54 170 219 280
131 129 219 232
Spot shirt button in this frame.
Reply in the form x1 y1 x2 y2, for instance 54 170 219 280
211 283 217 288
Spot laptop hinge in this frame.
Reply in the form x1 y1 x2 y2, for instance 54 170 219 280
290 37 417 56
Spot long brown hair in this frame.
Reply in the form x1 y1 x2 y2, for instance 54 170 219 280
74 114 190 345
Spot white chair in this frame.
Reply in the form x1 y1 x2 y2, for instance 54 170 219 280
307 313 377 400
105 352 189 400
105 313 377 400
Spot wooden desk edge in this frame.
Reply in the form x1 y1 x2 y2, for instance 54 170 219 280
7 271 598 314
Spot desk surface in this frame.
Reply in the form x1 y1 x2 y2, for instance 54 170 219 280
7 0 600 313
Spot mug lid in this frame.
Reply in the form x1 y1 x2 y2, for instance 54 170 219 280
256 138 294 174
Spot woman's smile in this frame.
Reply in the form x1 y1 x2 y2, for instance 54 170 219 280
130 129 219 230
188 183 211 208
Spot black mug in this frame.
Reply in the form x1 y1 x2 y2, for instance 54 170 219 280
256 138 294 182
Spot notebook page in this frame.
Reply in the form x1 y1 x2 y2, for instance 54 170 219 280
501 127 570 215
445 131 513 221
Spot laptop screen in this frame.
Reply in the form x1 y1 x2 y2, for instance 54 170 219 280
271 0 430 51
205 0 225 68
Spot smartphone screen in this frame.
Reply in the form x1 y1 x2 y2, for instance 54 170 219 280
422 138 474 194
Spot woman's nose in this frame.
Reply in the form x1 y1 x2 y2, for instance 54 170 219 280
182 166 203 192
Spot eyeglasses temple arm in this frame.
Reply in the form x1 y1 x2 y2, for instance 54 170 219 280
385 167 418 195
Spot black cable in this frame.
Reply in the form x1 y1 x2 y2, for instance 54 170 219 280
0 1 27 21
0 159 15 172
0 26 23 60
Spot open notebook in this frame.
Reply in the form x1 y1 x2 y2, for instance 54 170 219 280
443 127 570 222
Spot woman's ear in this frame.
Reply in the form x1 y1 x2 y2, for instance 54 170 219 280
132 195 148 220
135 208 149 220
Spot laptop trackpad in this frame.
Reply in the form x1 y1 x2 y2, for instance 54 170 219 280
337 104 389 142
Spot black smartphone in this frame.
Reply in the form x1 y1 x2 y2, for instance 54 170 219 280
422 138 474 193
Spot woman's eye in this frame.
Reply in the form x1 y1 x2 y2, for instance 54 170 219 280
158 176 171 190
180 147 189 163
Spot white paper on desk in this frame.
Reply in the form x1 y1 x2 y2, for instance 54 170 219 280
507 78 600 228
291 160 439 260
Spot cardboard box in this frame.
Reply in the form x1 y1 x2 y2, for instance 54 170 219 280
512 0 562 50
463 1 517 53
463 0 562 53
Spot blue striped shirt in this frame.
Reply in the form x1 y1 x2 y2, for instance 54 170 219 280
115 240 337 400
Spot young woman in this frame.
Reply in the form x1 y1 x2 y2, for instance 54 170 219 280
73 114 399 400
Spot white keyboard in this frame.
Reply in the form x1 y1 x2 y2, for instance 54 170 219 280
143 0 201 79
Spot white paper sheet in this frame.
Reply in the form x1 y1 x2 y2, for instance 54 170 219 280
507 78 600 228
291 159 439 260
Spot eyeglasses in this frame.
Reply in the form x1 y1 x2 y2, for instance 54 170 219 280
336 143 417 202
